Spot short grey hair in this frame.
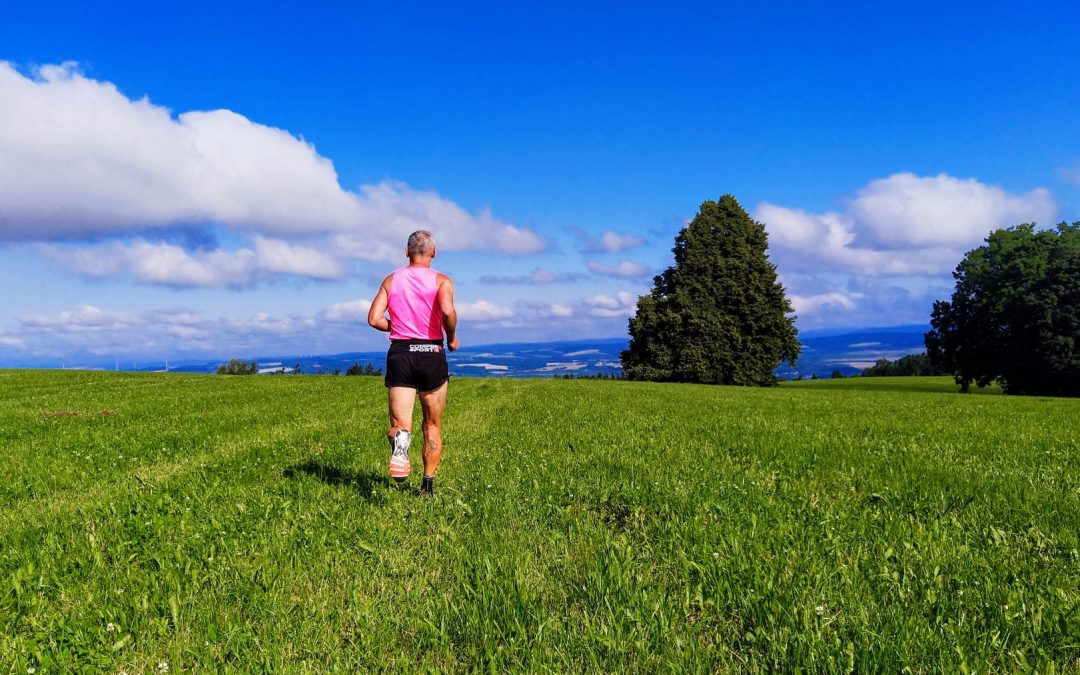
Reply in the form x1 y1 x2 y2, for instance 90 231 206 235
407 230 435 256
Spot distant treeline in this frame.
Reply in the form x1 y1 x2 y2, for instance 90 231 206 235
552 372 624 380
861 353 946 377
215 359 381 376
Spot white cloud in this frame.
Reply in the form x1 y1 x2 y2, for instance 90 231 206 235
587 259 649 278
321 299 372 323
479 268 586 285
0 62 544 282
584 291 637 318
757 173 1057 277
8 304 333 358
788 292 864 316
544 303 573 318
847 173 1054 249
40 240 252 287
37 233 352 288
21 304 141 331
253 237 346 279
593 231 645 253
456 300 514 320
0 335 25 349
0 294 633 361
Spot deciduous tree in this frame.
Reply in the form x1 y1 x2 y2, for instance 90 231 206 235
926 222 1080 395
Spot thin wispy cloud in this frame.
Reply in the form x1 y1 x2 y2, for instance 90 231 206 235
583 230 645 253
587 259 650 278
1058 163 1080 187
479 268 586 285
0 291 648 360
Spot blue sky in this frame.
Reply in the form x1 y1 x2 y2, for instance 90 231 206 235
2 1 1079 365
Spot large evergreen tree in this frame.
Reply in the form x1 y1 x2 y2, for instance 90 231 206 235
621 195 799 385
926 222 1080 396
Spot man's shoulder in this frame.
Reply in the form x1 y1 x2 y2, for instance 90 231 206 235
436 272 454 285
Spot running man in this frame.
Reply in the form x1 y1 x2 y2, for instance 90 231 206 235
367 230 458 495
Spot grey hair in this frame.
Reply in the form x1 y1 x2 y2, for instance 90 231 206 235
407 230 435 256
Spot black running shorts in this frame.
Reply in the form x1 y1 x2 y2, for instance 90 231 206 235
384 339 449 392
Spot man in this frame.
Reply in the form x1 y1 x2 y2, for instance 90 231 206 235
367 230 458 496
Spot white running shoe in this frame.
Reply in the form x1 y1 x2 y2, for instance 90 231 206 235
388 429 411 482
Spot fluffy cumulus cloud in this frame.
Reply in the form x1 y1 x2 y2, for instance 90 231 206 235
320 299 372 323
0 62 543 286
758 173 1056 277
788 291 863 316
584 291 637 318
456 300 514 321
757 173 1058 325
36 236 348 288
544 303 574 318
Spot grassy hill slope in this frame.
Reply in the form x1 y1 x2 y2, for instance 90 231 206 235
1 371 1077 671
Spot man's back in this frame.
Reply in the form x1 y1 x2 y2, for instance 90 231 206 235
388 266 443 341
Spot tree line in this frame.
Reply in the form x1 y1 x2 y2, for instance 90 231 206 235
618 194 1080 396
216 359 382 376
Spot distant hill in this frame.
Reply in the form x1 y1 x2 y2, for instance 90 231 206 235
781 324 930 379
128 325 930 380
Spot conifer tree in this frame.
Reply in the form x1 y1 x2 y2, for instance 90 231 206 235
621 195 799 385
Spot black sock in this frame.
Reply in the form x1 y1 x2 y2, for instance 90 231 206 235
420 475 435 494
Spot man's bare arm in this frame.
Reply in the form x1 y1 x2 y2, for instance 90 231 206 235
367 277 392 332
437 274 458 351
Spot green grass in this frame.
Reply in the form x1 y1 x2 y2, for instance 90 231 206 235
1 371 1078 672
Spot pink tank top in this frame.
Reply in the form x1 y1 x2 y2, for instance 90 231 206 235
388 266 444 341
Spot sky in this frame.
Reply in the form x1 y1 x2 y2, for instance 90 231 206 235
2 1 1080 366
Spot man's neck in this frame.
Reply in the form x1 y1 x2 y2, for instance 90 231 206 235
408 257 433 268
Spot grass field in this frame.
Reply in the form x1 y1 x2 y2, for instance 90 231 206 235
1 370 1078 672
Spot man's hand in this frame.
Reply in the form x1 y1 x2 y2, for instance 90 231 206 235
448 336 459 352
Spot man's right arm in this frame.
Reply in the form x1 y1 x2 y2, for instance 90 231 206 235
437 275 458 351
367 276 392 332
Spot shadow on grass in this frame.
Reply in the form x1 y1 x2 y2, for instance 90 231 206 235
284 460 398 503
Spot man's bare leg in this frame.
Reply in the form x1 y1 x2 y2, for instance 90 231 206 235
387 386 416 481
418 380 448 493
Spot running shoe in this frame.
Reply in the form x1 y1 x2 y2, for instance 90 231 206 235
388 429 411 482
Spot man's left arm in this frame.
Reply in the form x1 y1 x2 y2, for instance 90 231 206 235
437 275 458 351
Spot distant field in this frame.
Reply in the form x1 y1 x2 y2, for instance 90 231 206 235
1 371 1077 671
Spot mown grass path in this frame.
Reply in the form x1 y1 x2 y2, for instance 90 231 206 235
1 371 1078 672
